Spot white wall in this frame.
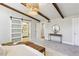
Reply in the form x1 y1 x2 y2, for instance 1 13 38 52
0 5 37 43
31 20 38 41
44 18 62 40
44 17 74 45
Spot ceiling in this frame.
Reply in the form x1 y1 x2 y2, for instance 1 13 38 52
57 3 79 17
3 3 79 22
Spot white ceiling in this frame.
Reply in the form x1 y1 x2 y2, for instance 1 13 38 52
39 3 61 19
4 3 79 21
57 3 79 17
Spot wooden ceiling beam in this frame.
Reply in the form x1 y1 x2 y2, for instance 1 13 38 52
52 3 64 19
37 11 50 21
21 3 50 22
0 3 40 22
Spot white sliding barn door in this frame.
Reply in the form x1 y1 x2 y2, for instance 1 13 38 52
11 18 22 42
72 18 79 46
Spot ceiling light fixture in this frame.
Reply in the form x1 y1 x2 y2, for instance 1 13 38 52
26 3 39 15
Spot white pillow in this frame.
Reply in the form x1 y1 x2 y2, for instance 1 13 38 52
0 45 7 56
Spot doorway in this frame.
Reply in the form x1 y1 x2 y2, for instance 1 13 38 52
22 20 31 41
72 18 79 46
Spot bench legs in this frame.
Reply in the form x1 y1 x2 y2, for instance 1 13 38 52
44 51 46 56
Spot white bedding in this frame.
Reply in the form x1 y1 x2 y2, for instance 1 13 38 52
1 44 44 56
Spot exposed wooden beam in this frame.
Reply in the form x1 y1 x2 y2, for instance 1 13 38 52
52 3 64 18
0 3 40 22
21 3 26 6
21 3 50 21
37 11 50 21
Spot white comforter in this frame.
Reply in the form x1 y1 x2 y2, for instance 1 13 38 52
2 44 44 56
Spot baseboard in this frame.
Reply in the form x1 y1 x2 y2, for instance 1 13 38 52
62 41 74 45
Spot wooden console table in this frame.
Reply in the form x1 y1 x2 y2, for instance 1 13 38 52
49 33 62 43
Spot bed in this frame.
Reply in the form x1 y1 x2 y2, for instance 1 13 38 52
0 44 44 56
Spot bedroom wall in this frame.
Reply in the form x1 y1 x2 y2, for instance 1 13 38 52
44 17 74 45
0 5 37 43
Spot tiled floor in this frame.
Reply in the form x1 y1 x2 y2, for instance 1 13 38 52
32 40 79 56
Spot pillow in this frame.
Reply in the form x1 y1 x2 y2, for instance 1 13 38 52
0 45 7 56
